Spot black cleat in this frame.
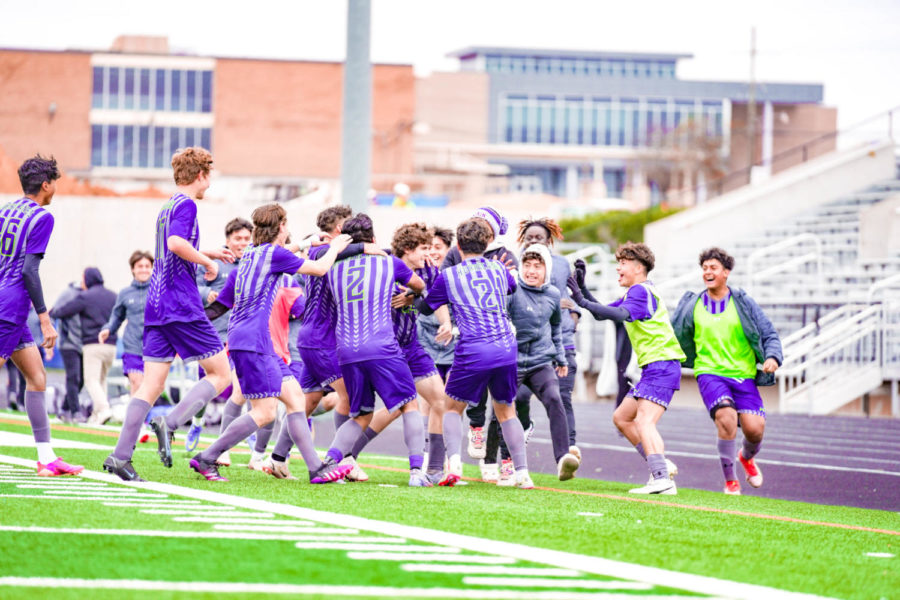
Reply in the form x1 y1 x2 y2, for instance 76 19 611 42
148 416 174 467
103 455 146 482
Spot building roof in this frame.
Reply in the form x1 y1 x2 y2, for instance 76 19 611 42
447 46 693 63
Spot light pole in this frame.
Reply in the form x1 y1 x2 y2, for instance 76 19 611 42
340 0 372 213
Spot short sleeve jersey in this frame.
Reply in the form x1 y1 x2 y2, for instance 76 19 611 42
425 257 517 366
297 244 337 349
392 263 439 347
609 283 657 321
329 254 414 364
145 194 206 326
0 198 54 324
226 244 304 353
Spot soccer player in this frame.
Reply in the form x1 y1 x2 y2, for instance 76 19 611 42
671 247 781 495
417 219 533 489
0 155 82 476
188 204 353 483
319 214 429 486
568 242 685 494
103 147 235 481
417 226 456 382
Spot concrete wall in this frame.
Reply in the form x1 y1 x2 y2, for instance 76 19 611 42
859 193 900 259
645 140 897 270
415 71 489 144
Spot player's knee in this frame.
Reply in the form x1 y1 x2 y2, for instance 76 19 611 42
713 406 738 438
24 372 46 392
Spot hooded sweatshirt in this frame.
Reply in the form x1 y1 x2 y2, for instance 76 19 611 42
104 278 150 356
50 267 117 346
53 283 83 352
507 244 566 372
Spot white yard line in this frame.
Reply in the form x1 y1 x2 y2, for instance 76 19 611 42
293 543 460 553
0 525 368 543
464 577 652 590
402 565 582 577
349 553 514 564
0 453 831 600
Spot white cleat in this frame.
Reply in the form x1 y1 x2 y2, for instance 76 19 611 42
630 478 677 495
216 451 231 467
247 455 266 471
557 453 580 481
568 445 582 463
647 458 679 485
479 459 499 482
341 456 369 482
515 469 535 489
497 458 515 487
262 456 297 480
467 426 486 459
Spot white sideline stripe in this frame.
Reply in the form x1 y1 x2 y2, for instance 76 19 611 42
103 503 220 509
103 500 201 506
34 490 152 496
173 517 311 524
463 577 652 591
0 494 168 502
210 523 322 531
1 480 108 486
295 543 459 553
140 510 276 517
348 553 514 564
120 504 236 511
0 431 110 450
0 454 830 600
402 565 582 577
0 526 361 542
0 578 700 599
0 476 104 482
16 485 117 491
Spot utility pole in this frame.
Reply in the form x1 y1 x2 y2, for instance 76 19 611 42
747 26 757 180
340 0 372 213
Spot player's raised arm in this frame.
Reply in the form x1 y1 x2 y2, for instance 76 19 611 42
298 234 353 276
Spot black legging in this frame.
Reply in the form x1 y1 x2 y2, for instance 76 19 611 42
60 348 84 415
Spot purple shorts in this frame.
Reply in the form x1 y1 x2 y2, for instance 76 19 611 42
436 363 452 382
340 355 417 417
0 320 34 361
402 341 438 382
697 374 765 418
231 350 291 400
143 320 224 363
445 362 518 405
298 346 342 392
121 352 144 375
628 359 682 409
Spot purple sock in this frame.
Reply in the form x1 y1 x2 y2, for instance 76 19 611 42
198 413 259 463
442 412 463 458
271 419 294 462
165 379 217 429
427 433 445 473
718 438 737 481
401 411 425 467
112 398 152 461
647 453 669 480
351 427 379 459
326 420 363 463
635 442 647 460
219 399 243 436
254 420 275 454
742 438 762 460
421 413 430 452
333 410 350 431
285 411 322 472
24 391 50 444
500 417 528 472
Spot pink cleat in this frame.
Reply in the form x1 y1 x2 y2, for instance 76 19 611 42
37 458 84 477
310 458 353 484
189 456 229 482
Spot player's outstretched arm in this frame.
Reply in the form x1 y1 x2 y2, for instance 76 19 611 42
298 234 353 276
567 276 629 322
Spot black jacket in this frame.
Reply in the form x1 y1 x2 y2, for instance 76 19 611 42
50 267 117 346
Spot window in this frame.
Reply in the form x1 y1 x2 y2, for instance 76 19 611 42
122 125 134 167
138 126 150 168
91 124 212 168
155 70 167 111
170 70 182 111
108 68 120 110
123 68 135 110
139 69 151 110
93 66 214 113
92 67 104 108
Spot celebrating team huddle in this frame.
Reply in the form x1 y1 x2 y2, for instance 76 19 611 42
1 148 782 496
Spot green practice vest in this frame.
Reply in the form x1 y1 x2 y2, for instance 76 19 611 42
692 296 757 378
622 282 686 367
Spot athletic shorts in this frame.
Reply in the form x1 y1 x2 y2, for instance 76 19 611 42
143 320 224 363
401 340 438 382
340 356 417 417
628 359 682 409
697 374 765 418
436 363 452 382
445 362 518 405
231 350 292 400
298 346 342 392
0 319 34 361
121 352 144 375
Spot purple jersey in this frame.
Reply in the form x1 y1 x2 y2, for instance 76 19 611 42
145 193 206 326
0 198 54 324
392 264 439 347
329 254 414 365
610 282 658 321
297 244 337 349
425 257 517 366
223 244 304 353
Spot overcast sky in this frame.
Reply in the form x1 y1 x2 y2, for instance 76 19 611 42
3 0 899 130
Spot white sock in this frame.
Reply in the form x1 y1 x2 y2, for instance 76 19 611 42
192 416 203 427
251 450 265 462
36 443 56 464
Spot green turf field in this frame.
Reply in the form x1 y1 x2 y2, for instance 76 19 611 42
0 413 897 600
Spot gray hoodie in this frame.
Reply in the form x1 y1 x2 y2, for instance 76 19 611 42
549 253 580 351
104 279 150 356
53 283 83 352
507 244 566 372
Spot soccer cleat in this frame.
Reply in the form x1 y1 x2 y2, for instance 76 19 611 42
425 470 443 486
523 421 535 445
646 458 680 485
497 458 515 487
724 480 741 495
409 468 433 487
138 426 151 444
568 445 582 463
557 452 580 481
262 456 297 480
738 451 763 488
216 451 232 467
439 454 463 487
467 426 486 459
185 423 203 452
36 457 84 477
515 469 535 489
148 416 174 468
629 478 677 495
102 455 145 482
247 455 266 471
189 455 228 482
479 459 499 482
310 456 353 484
341 456 370 482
